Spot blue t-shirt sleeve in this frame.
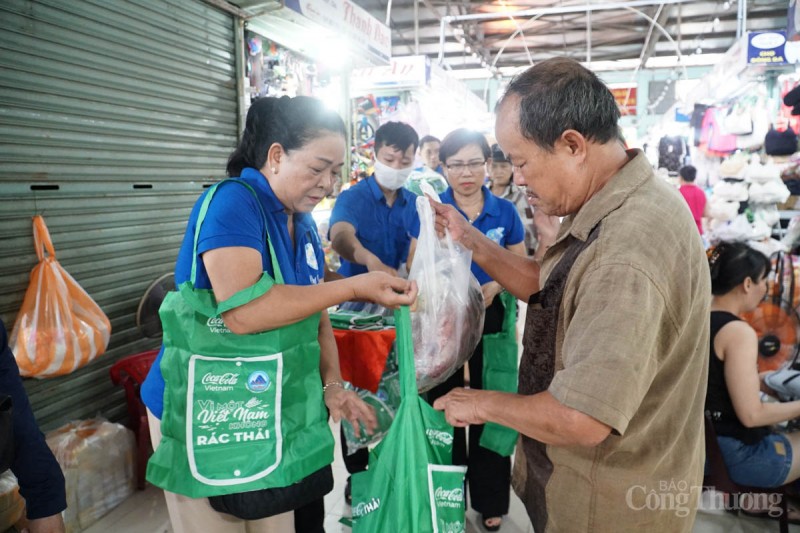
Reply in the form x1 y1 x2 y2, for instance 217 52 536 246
197 184 266 256
328 188 360 235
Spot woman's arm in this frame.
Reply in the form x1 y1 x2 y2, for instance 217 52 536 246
721 321 800 427
203 246 416 334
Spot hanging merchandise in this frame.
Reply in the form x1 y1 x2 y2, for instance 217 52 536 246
245 33 319 101
409 184 484 393
351 306 467 533
10 216 111 378
657 135 688 172
765 125 799 156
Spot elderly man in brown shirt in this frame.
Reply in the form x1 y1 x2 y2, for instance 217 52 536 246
432 57 710 532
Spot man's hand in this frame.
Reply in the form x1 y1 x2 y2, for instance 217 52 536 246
429 197 480 249
21 514 66 533
352 272 418 309
432 388 490 427
533 210 560 249
325 386 377 438
481 281 503 308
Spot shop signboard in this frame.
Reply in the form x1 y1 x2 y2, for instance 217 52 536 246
609 86 637 116
747 30 788 66
285 0 391 65
350 55 429 92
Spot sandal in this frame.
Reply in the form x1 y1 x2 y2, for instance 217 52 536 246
481 515 502 531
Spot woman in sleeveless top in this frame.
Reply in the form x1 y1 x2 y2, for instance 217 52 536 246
707 241 800 489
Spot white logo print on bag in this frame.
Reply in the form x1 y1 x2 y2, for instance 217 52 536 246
207 317 231 334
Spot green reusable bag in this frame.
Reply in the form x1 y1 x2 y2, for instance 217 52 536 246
479 290 520 457
352 306 467 533
146 180 334 498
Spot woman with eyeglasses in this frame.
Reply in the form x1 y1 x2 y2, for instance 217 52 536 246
411 128 526 532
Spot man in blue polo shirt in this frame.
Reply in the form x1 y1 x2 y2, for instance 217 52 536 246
328 121 420 501
329 121 420 277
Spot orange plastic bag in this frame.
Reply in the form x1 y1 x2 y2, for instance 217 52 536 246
10 216 111 377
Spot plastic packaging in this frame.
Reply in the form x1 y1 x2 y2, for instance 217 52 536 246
408 184 484 392
0 471 24 532
342 367 401 454
46 419 135 533
10 216 111 378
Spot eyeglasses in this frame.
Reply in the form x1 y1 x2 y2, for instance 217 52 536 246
446 160 486 174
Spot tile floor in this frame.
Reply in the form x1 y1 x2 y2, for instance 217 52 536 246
84 419 800 533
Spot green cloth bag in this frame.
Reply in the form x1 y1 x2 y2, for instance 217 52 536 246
146 179 334 498
352 306 467 533
479 290 520 457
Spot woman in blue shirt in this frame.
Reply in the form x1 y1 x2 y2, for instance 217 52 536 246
141 96 417 533
413 129 526 532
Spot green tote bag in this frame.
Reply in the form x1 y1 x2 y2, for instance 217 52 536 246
146 179 334 498
352 306 467 533
480 290 520 457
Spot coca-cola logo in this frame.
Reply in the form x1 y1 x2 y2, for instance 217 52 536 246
202 373 239 386
434 487 463 502
206 317 230 333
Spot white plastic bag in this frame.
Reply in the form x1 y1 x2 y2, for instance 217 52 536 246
409 184 484 393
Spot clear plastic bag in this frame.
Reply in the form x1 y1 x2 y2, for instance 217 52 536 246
409 185 484 393
45 419 135 533
342 368 401 454
10 216 111 378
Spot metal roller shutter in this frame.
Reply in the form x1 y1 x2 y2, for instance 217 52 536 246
0 0 238 431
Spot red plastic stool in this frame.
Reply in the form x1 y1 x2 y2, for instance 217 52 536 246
109 349 159 490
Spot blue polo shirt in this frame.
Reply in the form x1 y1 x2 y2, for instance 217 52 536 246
141 167 325 418
421 186 524 285
329 176 420 277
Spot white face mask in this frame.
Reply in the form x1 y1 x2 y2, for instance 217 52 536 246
373 160 414 190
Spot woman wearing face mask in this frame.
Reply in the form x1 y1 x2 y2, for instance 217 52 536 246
411 128 527 532
141 97 418 533
328 121 422 501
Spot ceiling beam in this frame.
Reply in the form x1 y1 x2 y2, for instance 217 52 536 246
639 4 673 68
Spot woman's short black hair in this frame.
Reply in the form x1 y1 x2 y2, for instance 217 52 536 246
709 241 770 296
226 96 346 177
439 129 491 165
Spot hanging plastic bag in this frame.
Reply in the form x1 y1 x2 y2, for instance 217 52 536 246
351 306 467 533
10 216 111 378
409 184 484 393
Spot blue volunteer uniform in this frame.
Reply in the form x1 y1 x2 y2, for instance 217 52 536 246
141 167 326 418
329 176 420 277
436 186 525 284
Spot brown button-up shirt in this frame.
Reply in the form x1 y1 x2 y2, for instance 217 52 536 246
540 150 710 532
